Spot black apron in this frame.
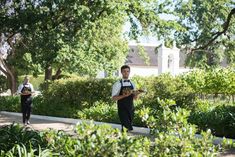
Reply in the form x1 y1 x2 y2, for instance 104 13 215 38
20 84 32 123
117 80 134 131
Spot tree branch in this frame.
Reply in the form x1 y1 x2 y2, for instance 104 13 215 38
0 58 8 76
192 8 235 52
52 67 62 80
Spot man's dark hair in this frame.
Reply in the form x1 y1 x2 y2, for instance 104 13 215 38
121 65 130 72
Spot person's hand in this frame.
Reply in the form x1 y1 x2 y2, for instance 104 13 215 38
123 92 132 97
21 91 34 95
132 89 145 95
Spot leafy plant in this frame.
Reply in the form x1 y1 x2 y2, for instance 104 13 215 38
0 123 47 152
140 98 219 156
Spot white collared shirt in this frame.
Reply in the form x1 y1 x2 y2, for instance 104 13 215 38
112 79 136 97
17 83 34 94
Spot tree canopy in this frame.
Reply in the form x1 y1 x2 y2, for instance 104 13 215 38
1 0 235 94
174 0 235 67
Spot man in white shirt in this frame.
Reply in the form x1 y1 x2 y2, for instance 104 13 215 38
112 65 141 132
17 75 34 125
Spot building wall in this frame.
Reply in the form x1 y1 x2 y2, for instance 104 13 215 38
128 66 158 77
116 65 192 78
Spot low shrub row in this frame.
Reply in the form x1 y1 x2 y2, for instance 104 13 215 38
189 104 235 139
182 68 235 95
1 100 229 157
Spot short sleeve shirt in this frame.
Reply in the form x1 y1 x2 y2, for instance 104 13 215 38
17 83 34 94
112 79 136 97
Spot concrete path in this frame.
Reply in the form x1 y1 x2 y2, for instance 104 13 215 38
0 111 235 156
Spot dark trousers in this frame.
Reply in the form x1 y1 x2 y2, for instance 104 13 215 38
21 97 32 123
118 105 134 131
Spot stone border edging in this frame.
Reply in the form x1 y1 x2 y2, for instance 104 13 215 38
0 111 150 134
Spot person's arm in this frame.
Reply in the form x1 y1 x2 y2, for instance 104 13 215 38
112 92 132 101
112 81 131 101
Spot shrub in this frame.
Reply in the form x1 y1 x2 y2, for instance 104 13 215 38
0 123 47 152
40 78 116 110
182 68 235 95
142 74 196 109
0 75 8 93
188 104 235 138
0 96 20 112
139 99 219 156
75 101 119 123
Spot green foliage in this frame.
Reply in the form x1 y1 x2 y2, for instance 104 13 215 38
75 101 119 123
0 144 53 157
140 99 219 156
0 123 48 153
143 74 196 109
1 0 177 85
48 122 151 157
189 104 235 138
174 0 235 67
40 77 115 109
182 68 235 95
0 96 20 112
0 75 8 93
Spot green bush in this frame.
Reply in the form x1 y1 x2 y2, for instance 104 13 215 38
0 121 222 157
32 95 76 118
0 75 8 93
75 101 119 123
0 123 151 156
188 104 235 138
0 96 20 112
49 122 151 156
139 99 219 156
40 78 116 110
142 74 196 109
0 144 53 157
0 123 47 152
182 68 235 95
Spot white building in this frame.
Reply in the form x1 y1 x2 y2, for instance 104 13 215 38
97 42 192 78
124 43 191 77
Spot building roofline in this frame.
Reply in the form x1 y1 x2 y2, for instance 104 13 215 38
128 42 159 47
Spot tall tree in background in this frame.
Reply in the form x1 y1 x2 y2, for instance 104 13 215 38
0 0 176 94
174 0 235 68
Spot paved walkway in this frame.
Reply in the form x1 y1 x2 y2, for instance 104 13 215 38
0 112 74 133
0 111 235 156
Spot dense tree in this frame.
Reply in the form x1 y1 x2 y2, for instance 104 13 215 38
174 0 235 67
0 0 175 94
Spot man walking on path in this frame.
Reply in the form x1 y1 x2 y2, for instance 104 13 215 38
112 65 142 132
17 75 34 125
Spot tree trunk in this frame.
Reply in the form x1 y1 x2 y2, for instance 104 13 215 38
0 59 17 95
6 73 17 95
44 65 52 80
52 68 62 80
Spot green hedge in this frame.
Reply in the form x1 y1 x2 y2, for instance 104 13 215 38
142 74 197 109
0 75 8 93
1 70 235 139
189 103 235 139
40 78 115 109
182 68 235 95
0 96 20 112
